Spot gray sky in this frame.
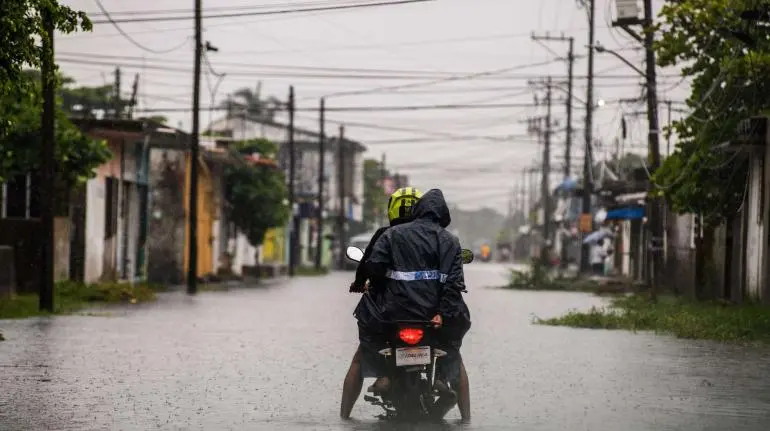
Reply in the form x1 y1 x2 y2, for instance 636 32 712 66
58 0 688 212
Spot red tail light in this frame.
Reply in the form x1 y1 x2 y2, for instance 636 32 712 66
399 328 424 345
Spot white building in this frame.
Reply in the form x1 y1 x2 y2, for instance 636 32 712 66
206 115 367 267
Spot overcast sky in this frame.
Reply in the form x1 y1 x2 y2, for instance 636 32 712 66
58 0 688 212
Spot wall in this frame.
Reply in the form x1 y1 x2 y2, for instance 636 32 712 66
744 156 764 300
84 177 106 283
231 233 257 274
146 150 185 284
183 154 216 278
83 138 145 283
53 217 70 281
662 214 696 297
0 246 14 297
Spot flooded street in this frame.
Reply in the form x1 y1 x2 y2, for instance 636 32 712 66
2 263 770 430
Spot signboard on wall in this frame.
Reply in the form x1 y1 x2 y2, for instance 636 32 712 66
579 214 593 233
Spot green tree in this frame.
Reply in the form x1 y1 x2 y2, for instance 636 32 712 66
653 0 761 225
1 1 91 138
224 83 282 121
21 69 126 119
224 139 289 246
362 159 387 229
138 115 170 125
0 71 111 185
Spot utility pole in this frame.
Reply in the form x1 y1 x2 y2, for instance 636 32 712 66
187 0 202 295
530 33 575 178
315 98 326 270
665 99 672 156
580 0 596 274
337 126 347 270
128 74 139 119
527 77 554 263
643 0 663 299
612 0 663 297
288 86 297 276
39 9 55 312
541 78 553 263
113 67 121 119
520 169 528 218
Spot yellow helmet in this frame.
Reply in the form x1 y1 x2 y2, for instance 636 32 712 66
387 187 423 224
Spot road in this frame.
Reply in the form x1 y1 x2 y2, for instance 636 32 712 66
2 263 770 430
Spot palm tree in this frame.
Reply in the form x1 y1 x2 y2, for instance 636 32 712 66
224 81 283 121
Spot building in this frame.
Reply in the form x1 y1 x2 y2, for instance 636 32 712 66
205 115 367 268
69 118 189 284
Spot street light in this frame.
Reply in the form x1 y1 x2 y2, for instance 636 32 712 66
589 43 646 78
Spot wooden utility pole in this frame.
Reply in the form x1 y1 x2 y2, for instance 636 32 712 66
580 0 596 274
337 125 346 269
128 74 139 119
541 78 553 263
665 99 672 156
39 10 55 312
315 97 326 270
113 67 121 118
288 86 297 276
612 0 663 298
643 0 663 299
187 0 202 294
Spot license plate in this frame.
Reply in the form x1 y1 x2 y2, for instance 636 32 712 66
395 346 431 367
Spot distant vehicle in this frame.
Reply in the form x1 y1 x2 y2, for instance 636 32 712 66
496 241 513 262
478 244 492 262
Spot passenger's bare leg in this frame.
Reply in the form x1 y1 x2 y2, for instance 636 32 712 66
457 358 470 421
340 346 363 419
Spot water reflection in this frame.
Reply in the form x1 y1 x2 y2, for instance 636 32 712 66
1 265 769 430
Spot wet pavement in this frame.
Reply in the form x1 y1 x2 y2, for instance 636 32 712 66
2 263 770 430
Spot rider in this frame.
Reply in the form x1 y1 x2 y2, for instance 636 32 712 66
362 188 472 421
340 187 423 419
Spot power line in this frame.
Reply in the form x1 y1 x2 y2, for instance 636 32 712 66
57 50 519 76
133 102 561 113
55 56 685 82
89 0 435 25
126 97 674 114
363 134 541 144
86 0 361 16
92 0 191 54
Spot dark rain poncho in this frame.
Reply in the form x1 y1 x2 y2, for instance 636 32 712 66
355 189 471 383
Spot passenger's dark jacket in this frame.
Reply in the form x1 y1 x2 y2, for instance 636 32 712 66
361 189 471 341
352 226 389 289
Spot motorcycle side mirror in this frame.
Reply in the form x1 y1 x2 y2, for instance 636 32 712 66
346 246 364 262
461 249 474 264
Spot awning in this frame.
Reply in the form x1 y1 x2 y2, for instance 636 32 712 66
606 205 645 220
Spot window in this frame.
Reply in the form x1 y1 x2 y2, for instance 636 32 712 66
105 177 119 239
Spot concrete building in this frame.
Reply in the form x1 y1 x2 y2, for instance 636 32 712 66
206 115 367 268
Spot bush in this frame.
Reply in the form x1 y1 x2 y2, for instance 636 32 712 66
536 295 770 343
0 280 167 319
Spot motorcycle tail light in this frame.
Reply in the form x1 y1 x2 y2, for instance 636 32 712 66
399 328 424 345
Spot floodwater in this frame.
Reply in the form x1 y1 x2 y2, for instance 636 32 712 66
2 263 770 431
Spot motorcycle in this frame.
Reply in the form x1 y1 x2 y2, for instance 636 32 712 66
344 246 474 420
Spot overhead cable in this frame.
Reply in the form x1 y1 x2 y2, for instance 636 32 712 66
92 0 191 54
89 0 435 25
